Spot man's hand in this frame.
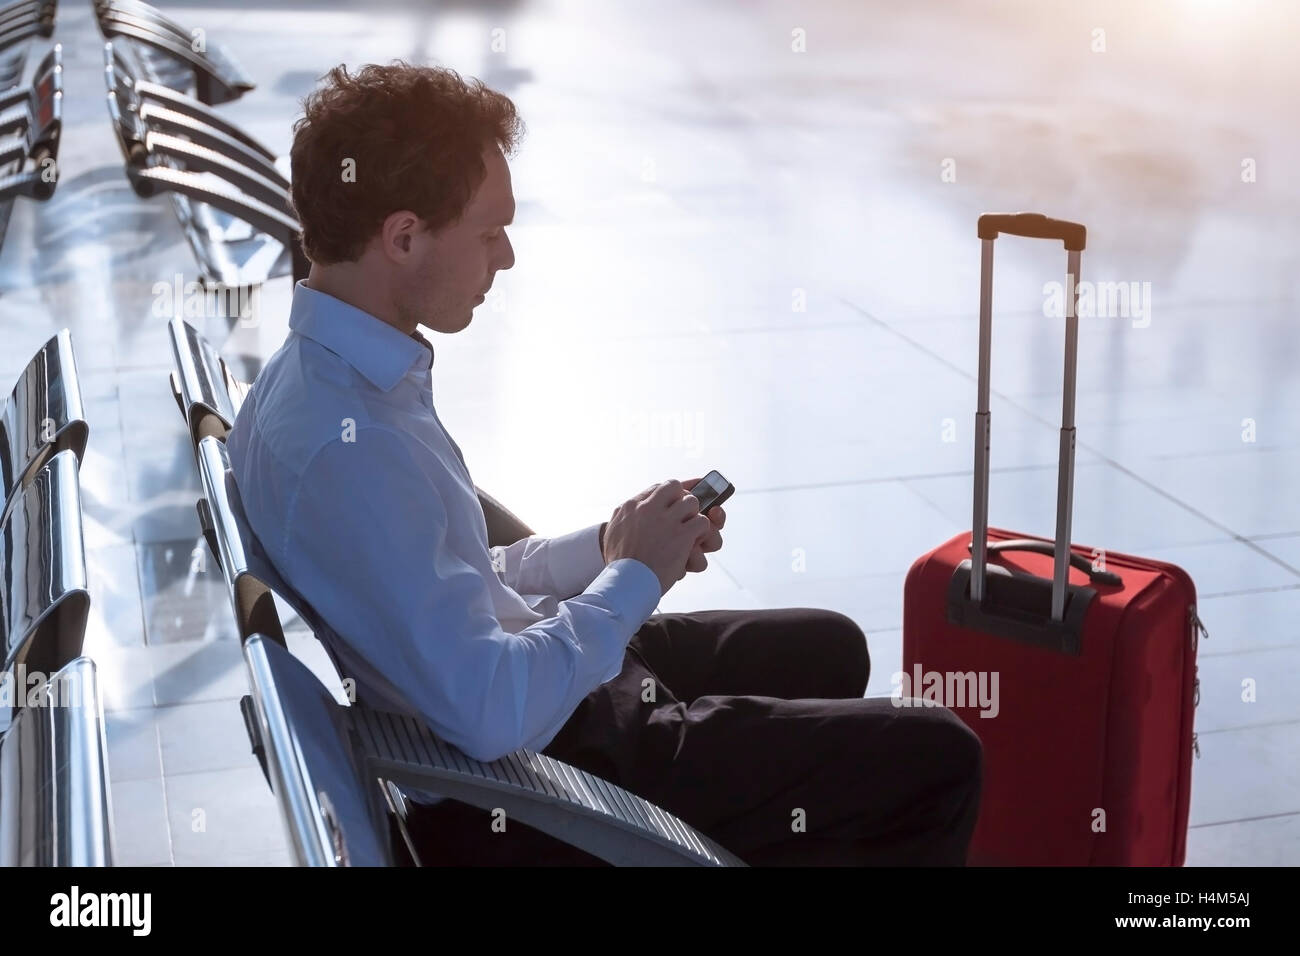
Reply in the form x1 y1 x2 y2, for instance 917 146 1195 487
601 481 714 596
678 476 726 573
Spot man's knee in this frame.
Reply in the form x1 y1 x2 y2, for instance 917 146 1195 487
944 710 982 783
909 705 983 792
811 609 870 695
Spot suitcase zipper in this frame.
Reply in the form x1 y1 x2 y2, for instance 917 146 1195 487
1190 604 1208 758
1190 605 1210 648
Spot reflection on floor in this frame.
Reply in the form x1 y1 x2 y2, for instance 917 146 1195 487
3 0 1296 866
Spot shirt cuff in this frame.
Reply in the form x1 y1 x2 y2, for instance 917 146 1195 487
583 558 664 637
544 522 609 600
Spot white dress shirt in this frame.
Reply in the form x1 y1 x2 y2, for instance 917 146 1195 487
226 282 663 762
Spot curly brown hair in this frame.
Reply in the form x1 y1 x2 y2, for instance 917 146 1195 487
289 62 525 264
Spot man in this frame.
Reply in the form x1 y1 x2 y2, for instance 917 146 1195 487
227 61 982 866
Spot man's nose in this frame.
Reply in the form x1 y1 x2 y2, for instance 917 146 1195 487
497 232 516 272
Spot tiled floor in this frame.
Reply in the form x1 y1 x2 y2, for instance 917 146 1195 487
3 0 1297 865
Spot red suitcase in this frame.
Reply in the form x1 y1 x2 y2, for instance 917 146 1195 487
902 213 1204 866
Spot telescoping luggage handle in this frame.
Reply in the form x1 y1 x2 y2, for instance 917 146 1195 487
967 213 1092 637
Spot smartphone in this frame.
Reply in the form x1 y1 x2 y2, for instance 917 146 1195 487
688 470 734 515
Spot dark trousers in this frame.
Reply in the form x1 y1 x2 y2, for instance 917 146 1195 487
400 608 983 866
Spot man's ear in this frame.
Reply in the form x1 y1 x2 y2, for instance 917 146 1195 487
379 209 424 264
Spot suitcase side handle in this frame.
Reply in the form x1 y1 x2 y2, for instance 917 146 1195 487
977 213 1086 251
971 539 1122 586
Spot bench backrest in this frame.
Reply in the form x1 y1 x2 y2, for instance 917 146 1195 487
242 633 394 866
0 448 88 679
93 0 253 105
167 315 242 446
194 435 286 645
104 41 304 286
0 656 115 866
0 1 55 41
0 42 61 248
0 327 86 527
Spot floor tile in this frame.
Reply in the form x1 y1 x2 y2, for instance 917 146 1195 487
1120 449 1300 540
904 461 1231 553
105 707 163 783
1254 534 1300 570
149 639 250 707
84 543 147 649
87 644 157 713
1138 539 1300 598
1195 647 1300 733
655 563 763 616
109 776 172 867
117 368 191 455
864 629 905 698
137 538 239 645
157 699 258 777
716 481 962 587
79 426 134 550
745 570 909 636
1196 587 1300 656
121 445 206 544
1187 722 1300 827
165 766 289 866
1186 812 1300 867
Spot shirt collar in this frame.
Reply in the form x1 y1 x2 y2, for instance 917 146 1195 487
288 280 433 391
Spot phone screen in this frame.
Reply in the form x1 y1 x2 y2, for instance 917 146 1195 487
690 471 731 513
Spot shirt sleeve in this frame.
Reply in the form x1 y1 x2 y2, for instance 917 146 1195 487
282 427 662 763
488 522 608 602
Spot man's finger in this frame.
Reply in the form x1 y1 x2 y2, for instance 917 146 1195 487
696 529 723 554
636 480 681 507
634 481 665 502
647 480 687 508
669 493 701 521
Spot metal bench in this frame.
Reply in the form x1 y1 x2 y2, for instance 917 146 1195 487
0 42 60 249
241 633 393 865
0 0 56 91
0 656 115 866
105 42 280 179
0 321 110 868
105 40 304 288
93 0 253 105
0 0 55 42
0 449 89 681
0 327 86 529
165 315 246 447
0 0 55 98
